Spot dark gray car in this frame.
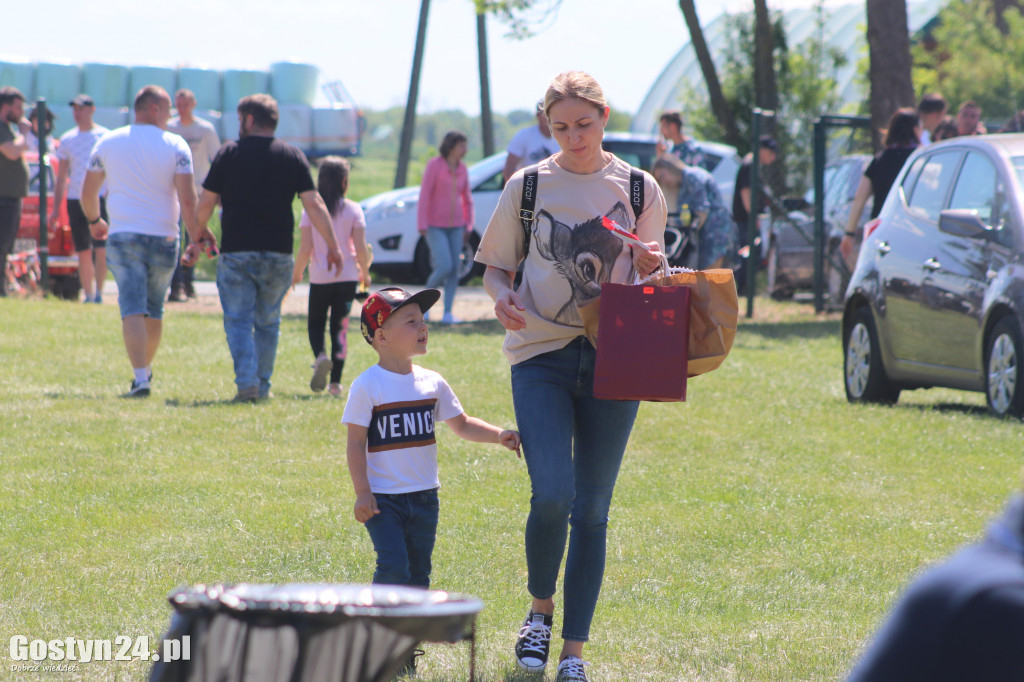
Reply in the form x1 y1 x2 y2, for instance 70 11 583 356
842 134 1024 416
766 154 871 305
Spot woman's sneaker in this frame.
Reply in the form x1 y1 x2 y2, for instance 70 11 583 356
515 612 552 671
310 354 331 392
555 655 589 682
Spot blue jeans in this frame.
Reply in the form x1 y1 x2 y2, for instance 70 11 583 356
216 251 293 395
424 226 463 315
364 488 440 588
105 232 179 319
511 337 640 642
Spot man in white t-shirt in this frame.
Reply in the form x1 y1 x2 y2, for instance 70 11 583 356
502 101 557 183
167 88 221 301
51 94 110 303
81 85 217 398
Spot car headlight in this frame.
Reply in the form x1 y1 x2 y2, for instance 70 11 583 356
364 199 413 222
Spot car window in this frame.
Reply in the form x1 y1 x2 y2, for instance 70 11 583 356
846 160 867 201
905 151 962 222
949 152 997 226
1013 156 1024 196
899 154 925 201
475 169 504 193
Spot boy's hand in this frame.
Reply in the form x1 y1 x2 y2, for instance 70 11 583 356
499 429 522 458
354 491 380 523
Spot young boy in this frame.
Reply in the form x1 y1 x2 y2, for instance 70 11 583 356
342 286 521 590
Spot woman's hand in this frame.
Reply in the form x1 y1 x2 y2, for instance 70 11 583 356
494 288 527 331
633 242 665 278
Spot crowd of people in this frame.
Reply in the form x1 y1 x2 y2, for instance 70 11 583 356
7 73 1024 681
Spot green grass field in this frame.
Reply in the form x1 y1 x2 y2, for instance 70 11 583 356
1 297 1021 680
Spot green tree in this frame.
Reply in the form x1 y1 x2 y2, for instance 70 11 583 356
913 0 1024 122
680 2 845 195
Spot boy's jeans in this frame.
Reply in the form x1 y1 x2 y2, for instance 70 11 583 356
216 251 293 395
364 488 440 587
511 336 639 642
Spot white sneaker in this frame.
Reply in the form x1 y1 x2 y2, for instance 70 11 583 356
441 312 460 324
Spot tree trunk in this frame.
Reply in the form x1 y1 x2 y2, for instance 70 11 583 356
477 10 495 157
866 0 915 151
992 0 1023 34
395 0 431 189
678 0 742 147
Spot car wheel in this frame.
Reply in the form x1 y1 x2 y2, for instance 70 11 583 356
458 232 483 285
766 241 792 300
844 306 900 404
985 317 1024 417
413 232 484 286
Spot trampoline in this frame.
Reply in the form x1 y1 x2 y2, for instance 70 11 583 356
149 583 483 682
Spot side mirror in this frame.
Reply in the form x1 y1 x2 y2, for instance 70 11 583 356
938 208 994 240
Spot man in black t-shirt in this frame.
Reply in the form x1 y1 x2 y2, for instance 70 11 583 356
197 93 343 402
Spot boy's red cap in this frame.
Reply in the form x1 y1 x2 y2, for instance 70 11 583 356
360 287 440 344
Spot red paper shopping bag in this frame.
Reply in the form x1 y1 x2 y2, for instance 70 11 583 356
592 283 690 401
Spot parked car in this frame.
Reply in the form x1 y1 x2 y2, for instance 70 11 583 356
842 133 1024 417
360 132 740 284
766 154 872 305
12 153 79 299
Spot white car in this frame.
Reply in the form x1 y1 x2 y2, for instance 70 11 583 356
361 133 740 283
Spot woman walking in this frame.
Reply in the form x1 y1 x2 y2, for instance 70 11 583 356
475 71 667 682
840 108 921 262
417 130 474 323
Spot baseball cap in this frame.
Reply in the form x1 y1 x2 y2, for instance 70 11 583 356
69 94 95 107
360 287 441 344
759 135 779 152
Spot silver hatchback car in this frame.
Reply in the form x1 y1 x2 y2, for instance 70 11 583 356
842 134 1024 417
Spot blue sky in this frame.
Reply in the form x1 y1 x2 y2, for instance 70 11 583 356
3 0 839 115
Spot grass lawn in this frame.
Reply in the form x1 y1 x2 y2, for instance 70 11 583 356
1 296 1021 680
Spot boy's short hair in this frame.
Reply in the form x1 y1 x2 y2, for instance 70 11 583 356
361 287 440 344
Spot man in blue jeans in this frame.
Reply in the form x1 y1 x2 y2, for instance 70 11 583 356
82 85 214 397
197 93 342 402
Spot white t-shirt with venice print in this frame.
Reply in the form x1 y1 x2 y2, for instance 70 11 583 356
342 364 464 494
475 154 666 366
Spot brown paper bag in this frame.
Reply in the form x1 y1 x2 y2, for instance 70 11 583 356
582 268 737 377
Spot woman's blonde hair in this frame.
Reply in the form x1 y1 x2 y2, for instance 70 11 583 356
542 71 608 120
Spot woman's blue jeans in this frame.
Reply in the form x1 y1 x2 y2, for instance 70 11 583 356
511 337 640 642
424 226 463 315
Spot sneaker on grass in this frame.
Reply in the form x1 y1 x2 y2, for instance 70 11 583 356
310 353 331 392
124 380 150 398
232 386 259 403
515 612 552 671
555 655 589 682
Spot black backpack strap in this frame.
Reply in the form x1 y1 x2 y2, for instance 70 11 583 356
520 164 641 258
629 167 644 220
520 164 539 258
